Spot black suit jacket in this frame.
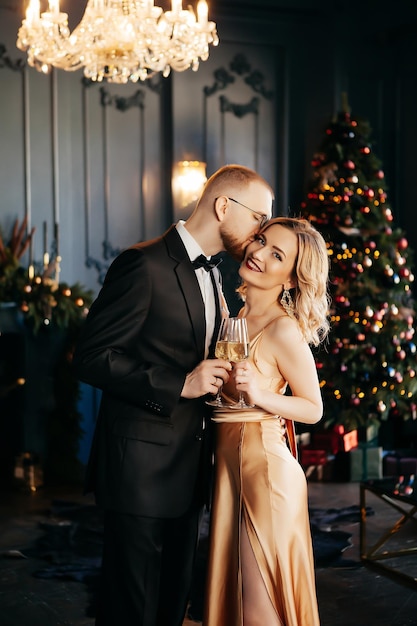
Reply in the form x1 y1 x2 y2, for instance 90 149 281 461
73 226 221 518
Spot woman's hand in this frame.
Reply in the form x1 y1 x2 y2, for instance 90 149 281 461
233 361 260 406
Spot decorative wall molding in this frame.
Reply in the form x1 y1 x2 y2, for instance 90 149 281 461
203 53 274 169
229 53 273 100
0 44 61 257
0 43 25 72
0 43 35 239
99 88 145 112
219 94 259 118
83 84 148 283
203 67 235 97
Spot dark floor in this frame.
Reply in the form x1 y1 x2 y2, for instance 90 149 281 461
0 479 416 626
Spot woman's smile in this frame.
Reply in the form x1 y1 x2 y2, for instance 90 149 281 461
245 256 262 272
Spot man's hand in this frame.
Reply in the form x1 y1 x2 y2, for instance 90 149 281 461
181 359 232 399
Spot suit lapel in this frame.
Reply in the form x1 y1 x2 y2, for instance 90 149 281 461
164 226 206 360
208 269 221 357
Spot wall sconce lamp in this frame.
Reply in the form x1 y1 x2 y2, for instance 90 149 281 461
173 160 207 211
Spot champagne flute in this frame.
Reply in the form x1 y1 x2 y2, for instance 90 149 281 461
228 317 254 409
205 317 233 407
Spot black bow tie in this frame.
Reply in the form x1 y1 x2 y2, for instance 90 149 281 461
192 254 222 272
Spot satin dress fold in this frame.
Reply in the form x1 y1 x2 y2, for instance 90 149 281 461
203 325 320 626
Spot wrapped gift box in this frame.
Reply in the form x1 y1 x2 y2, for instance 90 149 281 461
300 447 334 481
301 448 328 466
342 429 359 452
304 459 334 481
313 426 358 454
358 422 379 444
383 453 417 476
349 446 383 481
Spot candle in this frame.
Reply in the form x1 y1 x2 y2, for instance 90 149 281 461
28 265 35 281
55 257 61 285
48 0 60 14
54 222 60 259
197 0 208 25
43 221 49 268
26 0 40 24
29 227 33 267
43 220 47 257
172 0 182 13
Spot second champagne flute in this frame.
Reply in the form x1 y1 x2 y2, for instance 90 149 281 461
228 317 255 409
206 317 232 407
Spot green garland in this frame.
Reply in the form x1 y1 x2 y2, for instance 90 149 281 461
0 231 93 333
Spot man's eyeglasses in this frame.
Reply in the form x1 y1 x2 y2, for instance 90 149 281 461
226 197 268 228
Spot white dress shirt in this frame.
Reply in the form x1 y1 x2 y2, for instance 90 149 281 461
176 220 226 358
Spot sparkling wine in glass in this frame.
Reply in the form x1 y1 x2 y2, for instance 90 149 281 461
228 317 254 409
205 317 234 407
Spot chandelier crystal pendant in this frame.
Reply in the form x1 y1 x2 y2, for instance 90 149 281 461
16 0 219 83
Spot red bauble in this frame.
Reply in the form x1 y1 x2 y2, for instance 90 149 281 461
397 237 408 250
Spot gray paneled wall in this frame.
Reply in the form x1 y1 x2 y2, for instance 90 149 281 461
173 44 282 220
0 1 323 296
80 81 165 284
0 20 167 294
0 2 322 296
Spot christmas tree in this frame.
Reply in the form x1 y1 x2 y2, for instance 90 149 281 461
300 97 417 437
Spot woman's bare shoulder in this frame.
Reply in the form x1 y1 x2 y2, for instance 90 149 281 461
267 314 304 345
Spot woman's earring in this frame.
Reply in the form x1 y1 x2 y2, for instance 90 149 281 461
280 288 295 317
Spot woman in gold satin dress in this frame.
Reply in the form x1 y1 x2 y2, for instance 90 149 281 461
203 217 331 626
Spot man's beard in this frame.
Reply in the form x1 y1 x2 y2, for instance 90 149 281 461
220 226 250 262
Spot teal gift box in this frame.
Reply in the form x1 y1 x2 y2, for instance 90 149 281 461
350 446 383 481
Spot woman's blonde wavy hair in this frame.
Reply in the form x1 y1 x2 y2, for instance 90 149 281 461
238 217 331 347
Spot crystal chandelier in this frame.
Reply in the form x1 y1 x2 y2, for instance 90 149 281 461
16 0 219 83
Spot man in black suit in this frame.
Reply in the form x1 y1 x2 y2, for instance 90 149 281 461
72 164 274 626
